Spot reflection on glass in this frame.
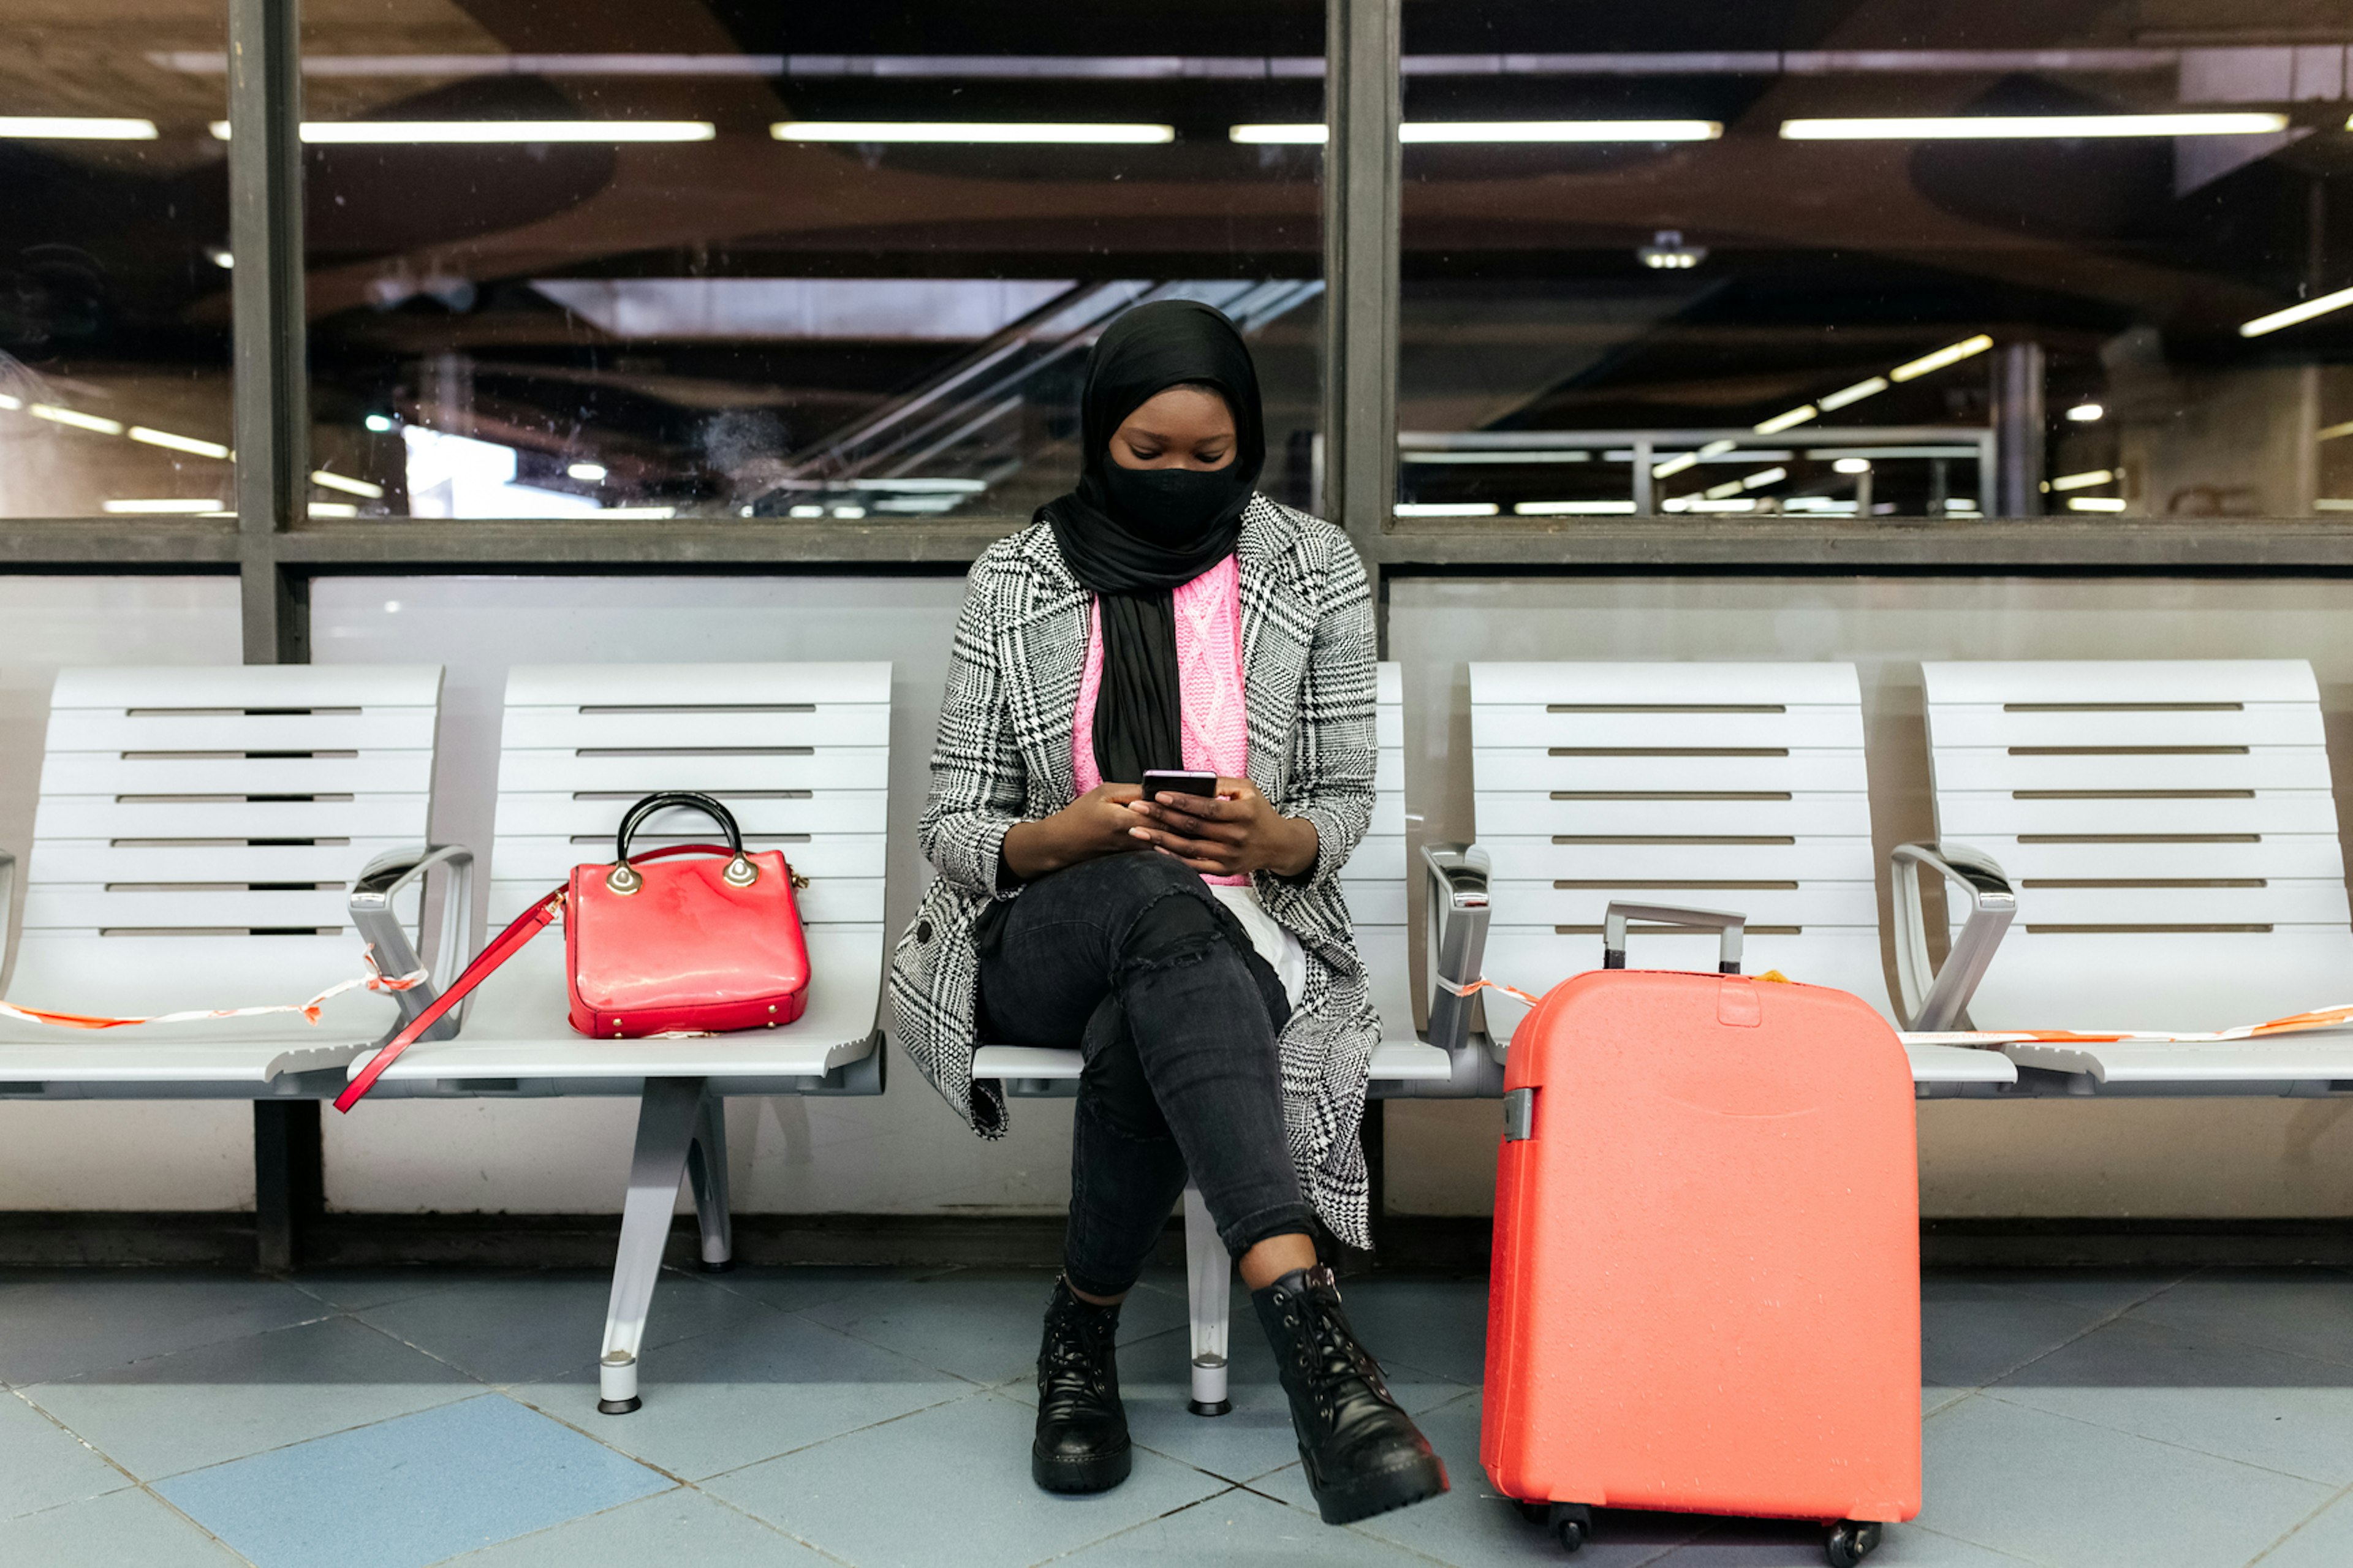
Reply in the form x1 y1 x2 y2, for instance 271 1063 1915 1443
1396 3 2353 521
287 4 1325 521
0 6 231 518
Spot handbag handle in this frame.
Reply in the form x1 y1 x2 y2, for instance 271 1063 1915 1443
609 791 756 893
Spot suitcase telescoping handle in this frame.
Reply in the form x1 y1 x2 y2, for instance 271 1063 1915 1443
1601 901 1745 975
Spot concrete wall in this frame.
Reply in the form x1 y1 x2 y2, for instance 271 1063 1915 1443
0 577 246 1210
1385 574 2353 1218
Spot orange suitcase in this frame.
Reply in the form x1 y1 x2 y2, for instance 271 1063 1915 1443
1480 903 1920 1566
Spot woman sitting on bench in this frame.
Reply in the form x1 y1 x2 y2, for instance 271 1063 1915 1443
890 299 1447 1525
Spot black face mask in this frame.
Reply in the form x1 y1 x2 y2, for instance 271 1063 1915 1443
1096 458 1253 548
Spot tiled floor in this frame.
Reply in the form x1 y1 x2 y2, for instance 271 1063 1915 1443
4 1262 2352 1567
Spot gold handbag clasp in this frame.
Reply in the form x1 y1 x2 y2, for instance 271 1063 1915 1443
605 862 643 895
724 854 759 888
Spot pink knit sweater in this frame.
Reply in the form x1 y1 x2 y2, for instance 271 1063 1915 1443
1072 553 1251 885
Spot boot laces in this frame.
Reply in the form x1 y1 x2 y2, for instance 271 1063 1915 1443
1287 1288 1395 1430
1041 1301 1116 1405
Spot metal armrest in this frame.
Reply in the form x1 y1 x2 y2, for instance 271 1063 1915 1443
0 847 16 995
1421 843 1492 1061
350 844 476 1040
1891 841 2015 1031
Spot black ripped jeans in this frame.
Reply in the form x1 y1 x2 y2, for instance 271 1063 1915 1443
977 852 1310 1299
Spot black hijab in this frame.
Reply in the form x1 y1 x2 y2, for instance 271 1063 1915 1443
1042 299 1267 786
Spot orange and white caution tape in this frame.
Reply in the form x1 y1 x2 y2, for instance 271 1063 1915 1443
0 954 428 1032
1907 1004 2353 1050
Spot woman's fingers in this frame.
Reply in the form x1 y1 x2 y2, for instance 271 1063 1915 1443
1133 824 1240 867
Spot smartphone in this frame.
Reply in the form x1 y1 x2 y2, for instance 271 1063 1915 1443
1139 768 1220 803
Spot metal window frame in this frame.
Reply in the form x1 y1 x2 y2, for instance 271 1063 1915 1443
9 0 2353 1266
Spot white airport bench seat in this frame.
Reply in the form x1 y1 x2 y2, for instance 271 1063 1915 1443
0 665 452 1099
343 662 889 1414
1914 659 2353 1094
1467 661 2016 1095
971 662 1454 1418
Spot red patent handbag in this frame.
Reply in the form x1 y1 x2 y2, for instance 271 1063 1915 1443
336 791 809 1111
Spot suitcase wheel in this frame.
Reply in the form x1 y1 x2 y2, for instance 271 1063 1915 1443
1545 1502 1592 1552
1825 1520 1883 1566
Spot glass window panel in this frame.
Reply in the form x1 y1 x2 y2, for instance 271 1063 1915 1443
298 2 1324 521
1398 2 2353 522
0 3 232 518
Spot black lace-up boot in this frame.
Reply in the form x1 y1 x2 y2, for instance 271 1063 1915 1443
1253 1264 1449 1524
1033 1278 1132 1493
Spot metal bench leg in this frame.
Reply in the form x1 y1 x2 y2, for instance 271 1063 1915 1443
598 1075 705 1415
684 1089 734 1273
1184 1184 1232 1415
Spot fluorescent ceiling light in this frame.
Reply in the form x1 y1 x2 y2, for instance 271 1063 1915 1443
2067 496 2127 512
1516 499 1637 515
1890 333 1992 382
213 119 715 142
1741 466 1787 490
2067 403 2104 422
567 461 608 482
2047 468 2115 491
1781 112 2288 140
2319 420 2353 443
1406 119 1719 142
2240 285 2353 339
308 501 359 517
1231 119 1720 145
205 248 233 269
1393 501 1500 517
1704 478 1745 499
311 469 384 498
594 506 678 518
776 120 1172 144
129 426 230 460
1817 376 1887 412
1686 496 1758 512
1754 405 1818 434
1232 124 1328 145
2317 499 2353 512
0 116 158 140
788 504 824 518
29 403 123 435
102 498 219 513
1651 451 1699 479
0 394 17 410
1833 457 1872 475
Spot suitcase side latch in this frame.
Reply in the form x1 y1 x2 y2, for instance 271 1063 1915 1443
1502 1086 1537 1141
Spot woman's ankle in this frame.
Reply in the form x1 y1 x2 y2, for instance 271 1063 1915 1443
1238 1232 1319 1291
1064 1275 1127 1308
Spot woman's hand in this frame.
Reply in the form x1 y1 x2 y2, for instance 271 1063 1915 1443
1129 778 1319 879
999 783 1149 882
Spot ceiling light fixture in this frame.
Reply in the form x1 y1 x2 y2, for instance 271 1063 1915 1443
1781 112 2287 140
214 119 716 143
1740 466 1787 490
1393 501 1501 517
1229 120 1721 145
129 426 230 460
1833 457 1873 475
2067 402 2104 422
1817 376 1888 412
2240 285 2353 339
29 403 123 435
0 116 158 140
311 470 384 498
2047 468 2115 491
1636 229 1707 269
1890 333 1993 382
567 461 608 482
1651 451 1700 479
1516 499 1637 515
1754 405 1819 435
778 120 1172 144
102 498 219 513
2067 496 2127 512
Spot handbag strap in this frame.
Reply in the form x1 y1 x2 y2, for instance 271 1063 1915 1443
333 887 564 1113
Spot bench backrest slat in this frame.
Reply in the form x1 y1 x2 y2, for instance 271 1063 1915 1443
26 665 442 941
489 663 892 929
1922 659 2353 1029
1471 661 1887 1036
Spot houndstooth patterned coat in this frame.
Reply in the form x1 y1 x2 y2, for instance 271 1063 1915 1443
889 494 1382 1248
